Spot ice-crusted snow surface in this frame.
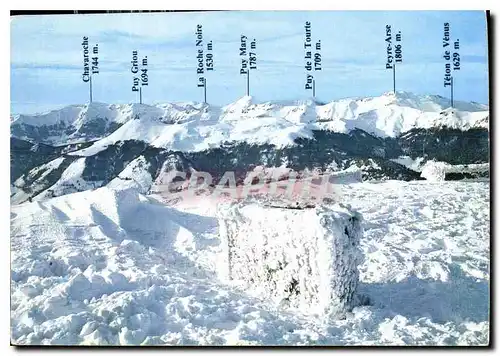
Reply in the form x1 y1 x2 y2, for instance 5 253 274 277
216 200 363 318
11 180 489 345
11 92 488 154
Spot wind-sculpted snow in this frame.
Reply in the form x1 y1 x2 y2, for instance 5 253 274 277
11 180 489 345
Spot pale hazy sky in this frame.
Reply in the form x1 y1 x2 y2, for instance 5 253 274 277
11 11 489 114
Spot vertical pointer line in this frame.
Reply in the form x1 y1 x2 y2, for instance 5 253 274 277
89 74 93 103
393 63 396 94
451 76 454 108
204 78 207 104
140 87 142 105
313 79 316 98
246 71 250 97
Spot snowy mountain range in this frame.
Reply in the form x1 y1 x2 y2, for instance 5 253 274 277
10 92 490 204
11 91 488 150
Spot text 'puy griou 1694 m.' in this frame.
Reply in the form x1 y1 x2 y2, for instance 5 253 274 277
131 51 148 91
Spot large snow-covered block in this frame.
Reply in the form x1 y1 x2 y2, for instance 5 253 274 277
216 199 363 317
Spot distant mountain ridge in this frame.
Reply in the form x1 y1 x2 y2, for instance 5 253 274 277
10 92 489 204
11 91 488 150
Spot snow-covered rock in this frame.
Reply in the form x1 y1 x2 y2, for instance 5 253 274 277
391 156 427 172
216 199 363 318
421 161 489 181
107 156 153 194
328 166 363 184
421 161 448 182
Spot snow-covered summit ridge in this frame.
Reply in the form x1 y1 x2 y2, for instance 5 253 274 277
11 92 489 152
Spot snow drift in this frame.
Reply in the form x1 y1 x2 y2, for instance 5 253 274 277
216 199 363 317
10 178 490 345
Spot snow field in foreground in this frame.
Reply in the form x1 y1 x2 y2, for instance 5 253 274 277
11 180 489 345
217 200 363 318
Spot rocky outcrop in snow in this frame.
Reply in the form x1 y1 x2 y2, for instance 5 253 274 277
421 161 448 182
421 161 489 182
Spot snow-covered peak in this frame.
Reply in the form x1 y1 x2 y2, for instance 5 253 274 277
11 92 489 152
224 95 254 110
10 102 209 145
379 91 487 112
12 102 124 128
